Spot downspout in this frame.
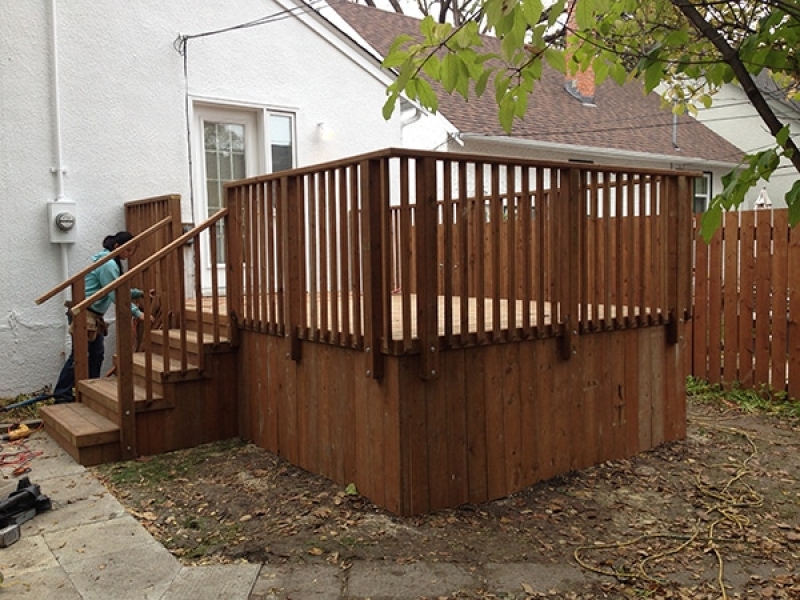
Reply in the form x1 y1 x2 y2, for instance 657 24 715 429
50 0 71 353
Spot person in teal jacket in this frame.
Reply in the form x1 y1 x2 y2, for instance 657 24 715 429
52 231 145 403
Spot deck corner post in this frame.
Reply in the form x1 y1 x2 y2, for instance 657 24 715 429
361 157 386 380
416 156 440 380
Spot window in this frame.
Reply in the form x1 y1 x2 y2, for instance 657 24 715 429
269 113 294 172
693 173 712 213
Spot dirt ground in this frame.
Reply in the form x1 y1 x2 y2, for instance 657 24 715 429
92 398 800 598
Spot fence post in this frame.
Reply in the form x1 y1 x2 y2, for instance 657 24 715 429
116 278 137 460
360 158 386 380
416 156 440 380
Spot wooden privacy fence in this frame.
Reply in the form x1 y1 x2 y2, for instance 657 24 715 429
225 147 694 375
692 208 800 398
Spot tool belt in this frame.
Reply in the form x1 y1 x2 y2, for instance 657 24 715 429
65 302 108 342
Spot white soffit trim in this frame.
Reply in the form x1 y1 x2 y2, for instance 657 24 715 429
460 134 740 170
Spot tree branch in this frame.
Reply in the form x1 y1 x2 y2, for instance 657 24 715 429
671 0 800 173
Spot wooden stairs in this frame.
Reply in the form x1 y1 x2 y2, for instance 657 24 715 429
40 309 239 466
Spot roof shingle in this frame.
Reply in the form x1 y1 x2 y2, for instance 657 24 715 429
329 0 744 164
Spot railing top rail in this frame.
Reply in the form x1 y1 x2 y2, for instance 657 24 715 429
123 193 181 209
35 216 173 306
223 148 704 189
71 208 228 315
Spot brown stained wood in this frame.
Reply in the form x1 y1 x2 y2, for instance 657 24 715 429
483 347 506 500
693 218 710 378
637 323 653 451
518 339 538 488
771 210 789 391
753 209 772 385
649 327 665 447
576 333 598 471
381 359 403 515
502 343 522 492
426 361 450 511
443 349 469 507
399 158 413 348
788 224 800 400
464 347 488 503
738 210 756 387
706 220 724 381
533 341 557 481
416 157 440 380
722 211 740 384
319 172 330 341
474 163 486 341
489 164 502 341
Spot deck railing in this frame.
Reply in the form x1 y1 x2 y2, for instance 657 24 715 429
225 148 695 379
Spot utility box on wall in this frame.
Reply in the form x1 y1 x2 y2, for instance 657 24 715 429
48 200 77 243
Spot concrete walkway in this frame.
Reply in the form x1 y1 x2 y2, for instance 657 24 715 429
1 433 596 599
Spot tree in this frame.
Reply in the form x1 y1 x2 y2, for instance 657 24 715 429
382 0 800 236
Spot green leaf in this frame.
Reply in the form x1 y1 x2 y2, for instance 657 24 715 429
644 62 664 93
520 0 544 26
699 204 722 243
416 78 439 112
475 68 492 96
543 48 566 74
575 0 594 30
776 125 790 148
498 95 515 132
787 180 800 226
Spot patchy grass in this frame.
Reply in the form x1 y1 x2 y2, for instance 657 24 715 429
686 376 800 418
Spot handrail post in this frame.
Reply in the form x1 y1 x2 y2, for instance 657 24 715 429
416 156 439 380
116 278 137 460
282 174 303 361
360 158 386 379
71 279 89 385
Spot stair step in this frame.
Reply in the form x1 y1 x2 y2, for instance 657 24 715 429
78 377 173 415
40 402 121 466
150 328 231 354
132 352 205 382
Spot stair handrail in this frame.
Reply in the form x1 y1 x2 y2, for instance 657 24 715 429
64 208 230 461
34 216 174 306
70 209 228 315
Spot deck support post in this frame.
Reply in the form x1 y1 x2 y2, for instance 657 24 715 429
558 167 581 360
416 157 440 380
361 158 386 380
281 175 304 361
665 175 693 345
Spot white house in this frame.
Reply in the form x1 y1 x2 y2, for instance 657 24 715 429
692 75 800 210
0 0 404 397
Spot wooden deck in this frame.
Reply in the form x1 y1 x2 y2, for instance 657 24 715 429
37 150 692 516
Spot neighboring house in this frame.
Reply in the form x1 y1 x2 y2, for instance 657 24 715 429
0 0 403 397
692 73 800 210
326 0 745 214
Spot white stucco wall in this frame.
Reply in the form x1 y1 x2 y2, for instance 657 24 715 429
0 0 402 397
694 83 800 210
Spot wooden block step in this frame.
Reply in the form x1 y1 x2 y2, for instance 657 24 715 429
40 403 121 466
132 352 205 382
78 377 173 415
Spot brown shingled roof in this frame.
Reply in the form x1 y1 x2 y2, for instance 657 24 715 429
329 0 743 164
